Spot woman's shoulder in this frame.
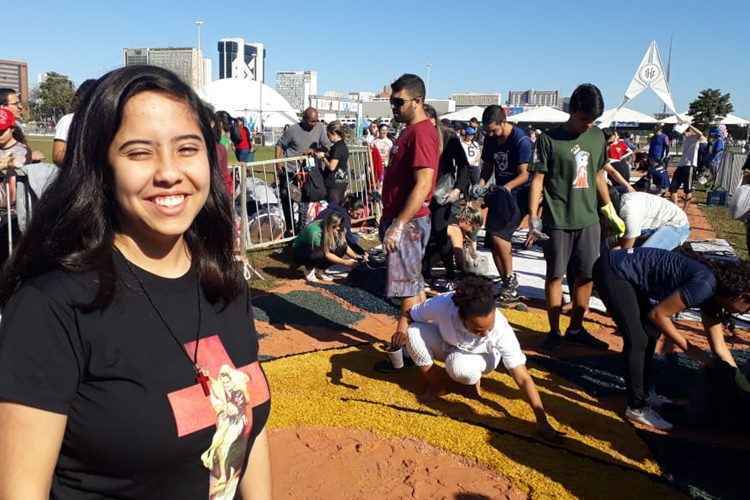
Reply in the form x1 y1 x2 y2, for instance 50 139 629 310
15 268 99 309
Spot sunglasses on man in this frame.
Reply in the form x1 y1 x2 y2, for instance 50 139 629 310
389 96 420 109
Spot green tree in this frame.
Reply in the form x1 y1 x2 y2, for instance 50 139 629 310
30 72 75 122
687 88 733 132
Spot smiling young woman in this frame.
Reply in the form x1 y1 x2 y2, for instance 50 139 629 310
0 66 271 500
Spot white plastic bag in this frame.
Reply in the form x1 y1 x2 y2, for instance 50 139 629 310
729 184 750 220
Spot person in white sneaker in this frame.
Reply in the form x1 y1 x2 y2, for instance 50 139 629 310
593 247 750 431
292 212 363 282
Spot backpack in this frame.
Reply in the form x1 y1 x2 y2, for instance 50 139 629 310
301 167 327 202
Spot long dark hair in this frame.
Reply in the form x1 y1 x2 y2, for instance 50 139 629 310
0 65 243 309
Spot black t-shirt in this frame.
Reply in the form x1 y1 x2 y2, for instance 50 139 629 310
324 140 349 188
480 126 533 189
0 253 271 499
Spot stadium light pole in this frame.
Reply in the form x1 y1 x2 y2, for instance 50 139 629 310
425 63 432 99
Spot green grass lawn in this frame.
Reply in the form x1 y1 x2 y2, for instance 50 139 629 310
694 188 748 259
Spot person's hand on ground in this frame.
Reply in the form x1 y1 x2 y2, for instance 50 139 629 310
600 202 626 238
536 419 564 444
383 221 405 253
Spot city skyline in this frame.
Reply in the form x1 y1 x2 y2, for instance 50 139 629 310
4 0 749 118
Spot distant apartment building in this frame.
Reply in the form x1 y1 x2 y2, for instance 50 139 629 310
123 48 207 90
276 70 317 112
451 92 502 110
363 98 455 121
0 59 29 107
217 38 265 83
507 89 560 108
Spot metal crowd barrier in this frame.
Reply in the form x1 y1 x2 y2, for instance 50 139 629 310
713 146 749 196
230 144 380 255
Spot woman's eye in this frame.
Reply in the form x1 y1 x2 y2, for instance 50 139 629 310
127 151 151 160
179 145 200 156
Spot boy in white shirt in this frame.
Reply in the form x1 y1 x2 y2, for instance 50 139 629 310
403 275 561 440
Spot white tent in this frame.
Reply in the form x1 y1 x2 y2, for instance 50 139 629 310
507 106 569 123
659 112 749 127
439 105 486 122
659 113 692 124
596 106 657 127
199 79 298 130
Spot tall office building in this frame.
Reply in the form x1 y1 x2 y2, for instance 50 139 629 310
507 89 560 108
123 47 206 90
276 70 317 112
217 38 265 83
0 59 29 107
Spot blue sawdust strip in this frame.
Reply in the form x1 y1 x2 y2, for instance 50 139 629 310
310 283 399 316
252 290 364 329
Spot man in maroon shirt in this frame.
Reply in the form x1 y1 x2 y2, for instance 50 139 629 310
380 74 440 348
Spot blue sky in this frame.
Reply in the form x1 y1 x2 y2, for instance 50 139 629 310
6 0 750 116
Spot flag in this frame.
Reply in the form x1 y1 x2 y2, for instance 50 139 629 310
622 41 677 115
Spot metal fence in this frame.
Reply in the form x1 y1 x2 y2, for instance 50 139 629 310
714 146 749 196
231 145 380 258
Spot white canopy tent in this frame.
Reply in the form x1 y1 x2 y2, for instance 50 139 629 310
199 79 299 130
507 106 569 123
596 106 658 128
439 105 486 122
659 112 750 127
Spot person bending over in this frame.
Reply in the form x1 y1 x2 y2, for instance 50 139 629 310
594 247 750 431
445 206 484 277
618 191 690 250
293 212 363 282
403 275 561 441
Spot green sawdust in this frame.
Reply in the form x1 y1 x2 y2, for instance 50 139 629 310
252 290 364 328
264 346 683 500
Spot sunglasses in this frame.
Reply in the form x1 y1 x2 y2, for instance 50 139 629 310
389 97 419 108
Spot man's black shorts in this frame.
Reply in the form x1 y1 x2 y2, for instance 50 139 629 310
484 187 527 246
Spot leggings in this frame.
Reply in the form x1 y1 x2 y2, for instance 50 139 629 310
292 245 329 271
405 322 499 385
593 255 661 408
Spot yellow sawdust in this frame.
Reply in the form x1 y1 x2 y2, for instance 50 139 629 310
264 346 683 499
502 307 600 337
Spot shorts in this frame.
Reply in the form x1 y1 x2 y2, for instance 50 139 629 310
543 223 601 281
484 187 525 246
379 215 431 298
669 166 693 194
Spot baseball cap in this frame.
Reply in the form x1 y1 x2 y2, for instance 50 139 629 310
0 108 15 132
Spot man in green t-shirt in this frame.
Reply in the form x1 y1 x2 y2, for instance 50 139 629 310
526 84 625 349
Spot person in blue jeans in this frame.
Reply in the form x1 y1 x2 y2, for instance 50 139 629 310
594 247 750 431
617 191 690 250
647 124 670 193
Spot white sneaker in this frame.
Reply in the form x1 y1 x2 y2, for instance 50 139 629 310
304 267 319 283
316 270 334 282
625 406 673 431
646 390 673 408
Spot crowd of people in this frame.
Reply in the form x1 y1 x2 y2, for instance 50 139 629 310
0 64 748 498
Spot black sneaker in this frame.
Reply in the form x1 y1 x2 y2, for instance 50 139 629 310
541 331 564 349
499 273 519 301
565 328 609 350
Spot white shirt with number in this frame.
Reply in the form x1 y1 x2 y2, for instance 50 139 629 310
461 139 481 167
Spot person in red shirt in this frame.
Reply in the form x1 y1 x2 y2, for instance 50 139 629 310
380 74 440 349
233 118 254 162
604 129 636 194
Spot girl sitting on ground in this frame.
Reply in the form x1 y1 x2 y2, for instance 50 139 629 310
403 275 561 441
292 212 363 282
593 246 750 431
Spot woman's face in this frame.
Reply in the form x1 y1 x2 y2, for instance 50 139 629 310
462 309 495 337
718 293 750 314
327 131 339 142
107 91 210 244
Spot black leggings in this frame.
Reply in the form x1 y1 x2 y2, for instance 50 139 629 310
293 245 329 270
593 255 661 408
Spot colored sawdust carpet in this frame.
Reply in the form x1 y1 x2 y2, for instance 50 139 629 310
264 345 682 499
252 290 364 327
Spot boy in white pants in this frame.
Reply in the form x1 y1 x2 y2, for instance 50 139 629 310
403 275 561 440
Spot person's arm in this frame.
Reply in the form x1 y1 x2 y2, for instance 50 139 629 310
503 164 529 191
701 310 738 367
603 163 634 192
648 292 707 361
525 171 546 247
383 167 434 253
508 365 559 438
446 224 467 271
595 168 613 206
274 145 284 159
0 403 67 499
478 159 493 187
239 427 272 500
52 141 66 167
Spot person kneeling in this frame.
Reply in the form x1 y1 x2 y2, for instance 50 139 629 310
292 213 363 282
403 275 560 440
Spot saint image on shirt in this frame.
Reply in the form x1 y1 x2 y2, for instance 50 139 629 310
493 151 509 173
201 364 252 500
572 149 590 189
